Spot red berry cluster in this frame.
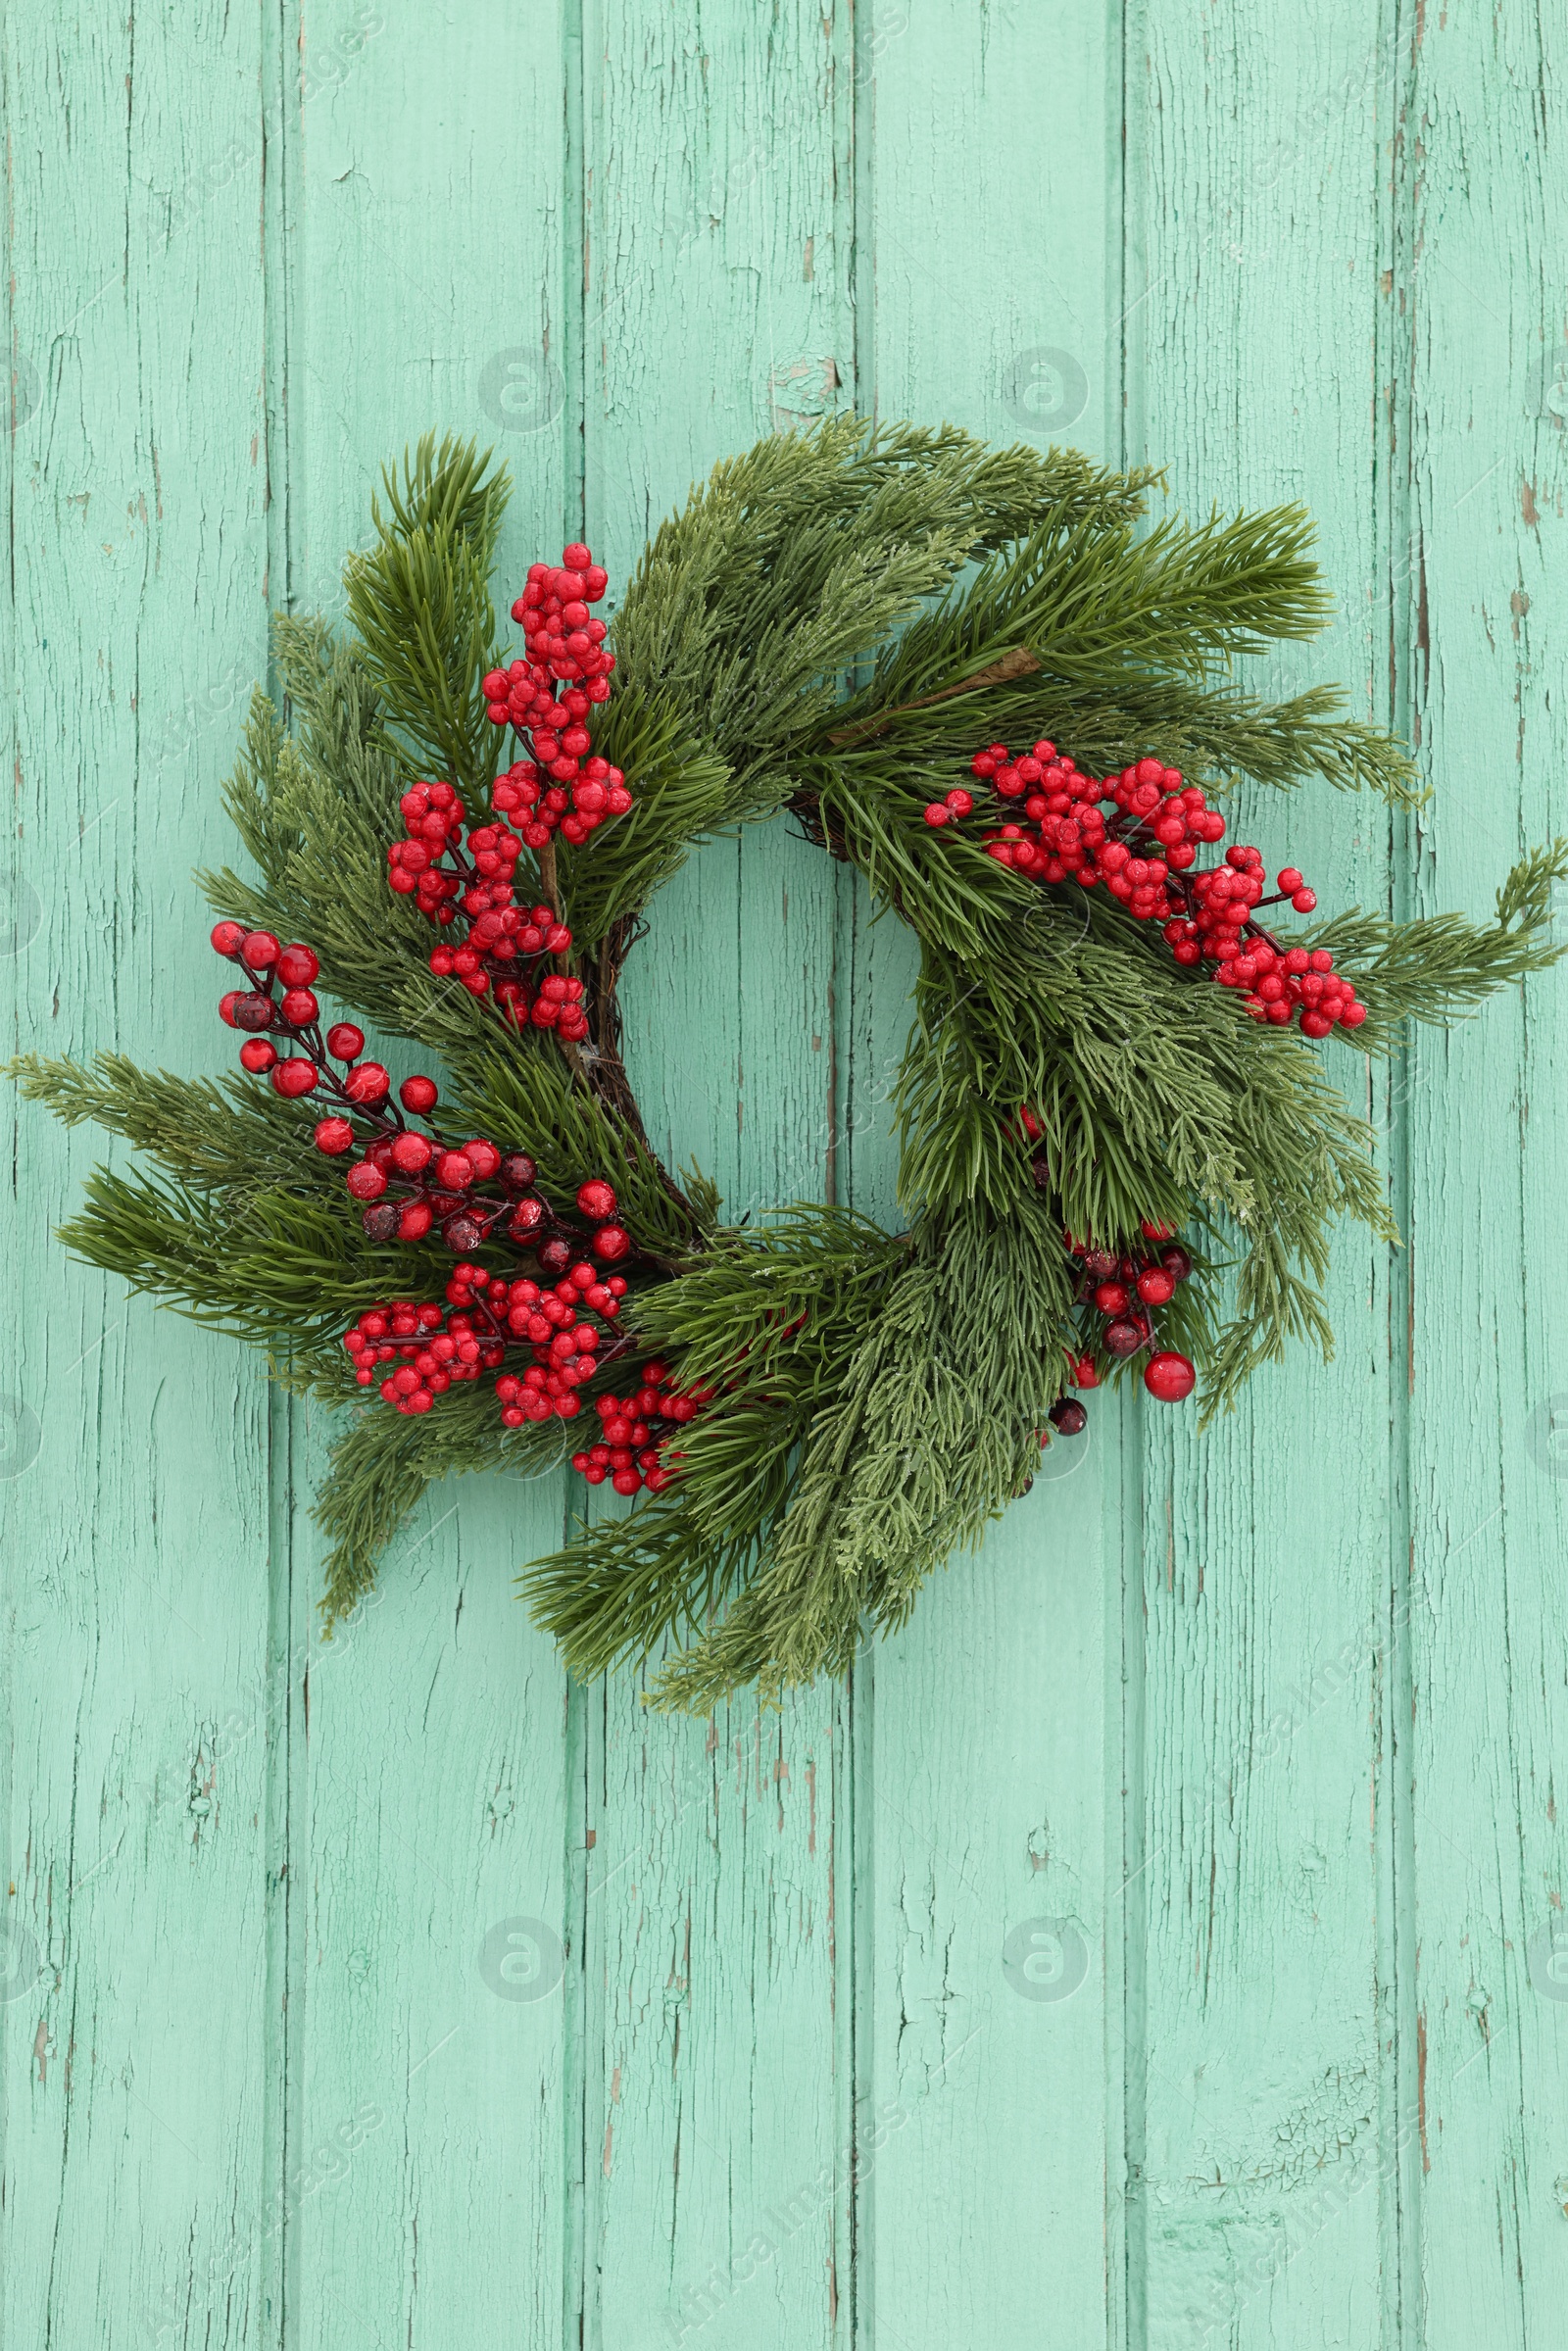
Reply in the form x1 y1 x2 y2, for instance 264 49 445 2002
1064 1218 1197 1400
928 744 1367 1038
570 1360 711 1496
342 1298 500 1413
463 1252 630 1423
342 1253 634 1422
480 541 633 851
385 779 589 1041
214 922 373 1096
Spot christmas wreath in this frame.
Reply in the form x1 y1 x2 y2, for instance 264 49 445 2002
15 422 1564 1709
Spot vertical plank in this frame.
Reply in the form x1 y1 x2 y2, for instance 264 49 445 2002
1401 6 1568 2341
1129 8 1398 2343
855 6 1127 2345
273 7 574 2344
578 9 854 2346
0 8 278 2344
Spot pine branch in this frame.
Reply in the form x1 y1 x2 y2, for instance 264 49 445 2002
317 1381 559 1625
1306 841 1568 1045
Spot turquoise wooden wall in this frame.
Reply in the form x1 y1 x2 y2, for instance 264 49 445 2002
4 4 1566 2344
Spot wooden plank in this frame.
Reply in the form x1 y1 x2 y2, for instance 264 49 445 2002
0 7 279 2344
577 9 853 2344
1129 10 1399 2343
1399 7 1568 2340
854 6 1128 2344
270 7 576 2344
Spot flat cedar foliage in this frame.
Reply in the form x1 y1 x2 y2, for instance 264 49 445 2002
14 420 1566 1709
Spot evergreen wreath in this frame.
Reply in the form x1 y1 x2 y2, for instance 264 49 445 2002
14 420 1565 1710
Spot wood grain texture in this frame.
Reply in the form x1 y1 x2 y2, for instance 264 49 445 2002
4 2 1565 2345
580 14 851 2345
1 7 279 2345
1399 5 1568 2340
275 10 576 2347
855 8 1129 2345
1129 10 1400 2345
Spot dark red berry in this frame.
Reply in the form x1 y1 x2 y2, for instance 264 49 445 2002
499 1151 538 1193
361 1201 401 1242
233 992 274 1034
1049 1397 1088 1436
1103 1319 1145 1358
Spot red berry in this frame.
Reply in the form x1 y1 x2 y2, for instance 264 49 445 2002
210 920 247 957
391 1132 433 1174
1276 867 1303 893
1072 1355 1100 1389
314 1116 355 1154
1094 1281 1130 1316
271 1057 319 1098
1144 1351 1197 1403
280 987 318 1026
239 1038 277 1073
612 1468 641 1496
276 944 320 987
400 1074 439 1114
592 1224 631 1262
343 1062 391 1104
219 991 244 1027
325 1022 365 1060
577 1179 617 1220
347 1159 388 1200
923 804 951 826
241 930 281 968
1291 888 1317 913
1139 1218 1174 1242
399 1202 433 1242
1136 1269 1175 1306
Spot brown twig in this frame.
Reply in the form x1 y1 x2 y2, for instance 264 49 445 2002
823 644 1043 750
